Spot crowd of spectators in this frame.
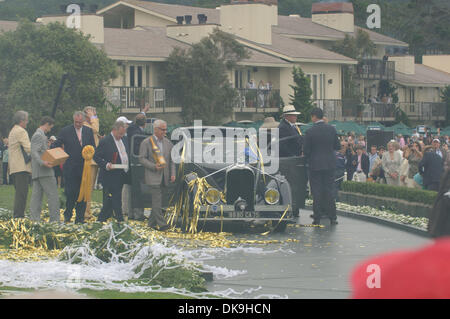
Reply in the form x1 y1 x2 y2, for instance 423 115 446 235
335 131 450 192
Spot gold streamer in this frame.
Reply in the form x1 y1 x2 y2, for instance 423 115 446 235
77 145 95 203
261 204 290 236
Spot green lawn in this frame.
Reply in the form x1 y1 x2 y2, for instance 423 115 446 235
0 184 103 211
0 286 191 299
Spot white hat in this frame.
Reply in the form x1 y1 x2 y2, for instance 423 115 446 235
116 116 132 124
49 136 57 141
282 105 301 115
433 138 440 143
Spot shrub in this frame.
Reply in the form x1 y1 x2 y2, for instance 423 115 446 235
341 181 437 206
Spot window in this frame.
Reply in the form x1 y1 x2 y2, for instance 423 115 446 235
234 70 245 88
307 73 326 100
137 66 143 87
129 66 135 87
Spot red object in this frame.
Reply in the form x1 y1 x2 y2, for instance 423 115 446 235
312 2 354 14
351 237 450 299
112 152 118 164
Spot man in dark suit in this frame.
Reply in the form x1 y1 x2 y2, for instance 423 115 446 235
278 105 303 157
419 145 444 191
127 112 147 153
304 107 341 225
278 105 304 217
54 111 96 223
94 121 130 222
125 111 148 220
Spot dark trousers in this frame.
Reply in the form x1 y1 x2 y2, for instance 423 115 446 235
98 181 124 222
64 166 86 223
426 182 440 192
12 171 30 218
148 184 169 228
2 163 8 184
333 170 345 201
309 169 336 221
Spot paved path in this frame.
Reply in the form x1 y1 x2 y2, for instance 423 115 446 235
205 209 430 299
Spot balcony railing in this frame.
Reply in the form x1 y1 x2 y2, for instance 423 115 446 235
316 99 397 122
314 99 342 121
398 102 447 121
233 88 282 112
104 86 179 112
356 59 395 81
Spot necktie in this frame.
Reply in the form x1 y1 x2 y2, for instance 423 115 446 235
295 125 302 136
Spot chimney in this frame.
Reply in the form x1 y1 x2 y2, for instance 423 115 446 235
389 56 415 75
184 15 192 24
219 0 278 45
198 14 207 24
311 2 354 33
176 16 184 24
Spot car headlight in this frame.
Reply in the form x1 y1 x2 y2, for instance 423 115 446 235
205 188 221 205
264 188 280 205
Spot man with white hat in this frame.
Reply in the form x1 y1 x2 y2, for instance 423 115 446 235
278 105 303 157
278 105 303 218
116 116 133 128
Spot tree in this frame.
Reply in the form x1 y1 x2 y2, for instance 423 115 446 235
289 66 313 123
162 29 248 125
331 29 376 100
331 29 376 61
441 85 450 126
0 20 118 136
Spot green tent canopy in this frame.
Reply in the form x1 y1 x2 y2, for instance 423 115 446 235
387 122 413 136
366 122 386 131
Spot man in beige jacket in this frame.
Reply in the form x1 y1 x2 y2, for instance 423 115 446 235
8 111 32 218
139 119 175 230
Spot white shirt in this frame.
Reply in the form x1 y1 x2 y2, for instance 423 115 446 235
75 127 82 145
111 133 128 172
155 136 164 155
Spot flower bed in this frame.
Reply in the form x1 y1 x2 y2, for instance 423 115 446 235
306 199 429 230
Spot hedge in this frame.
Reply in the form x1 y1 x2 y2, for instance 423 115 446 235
341 181 437 206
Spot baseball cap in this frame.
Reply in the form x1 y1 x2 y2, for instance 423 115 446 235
116 116 132 124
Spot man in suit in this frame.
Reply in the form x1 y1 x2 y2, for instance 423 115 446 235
30 116 60 223
124 110 148 220
419 145 444 191
432 138 450 172
54 111 96 223
139 119 176 231
351 145 370 182
94 121 130 222
304 107 341 225
278 105 303 157
278 105 304 218
8 111 32 218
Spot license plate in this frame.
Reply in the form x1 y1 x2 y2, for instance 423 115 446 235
229 211 258 218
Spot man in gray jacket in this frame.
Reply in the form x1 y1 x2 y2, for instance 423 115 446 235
139 119 176 230
30 116 60 222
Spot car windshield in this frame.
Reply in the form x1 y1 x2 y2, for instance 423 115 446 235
177 128 258 165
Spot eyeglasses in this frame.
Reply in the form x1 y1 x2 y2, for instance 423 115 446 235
156 127 167 131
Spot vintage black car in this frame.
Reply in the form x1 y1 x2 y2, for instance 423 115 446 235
129 126 306 233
